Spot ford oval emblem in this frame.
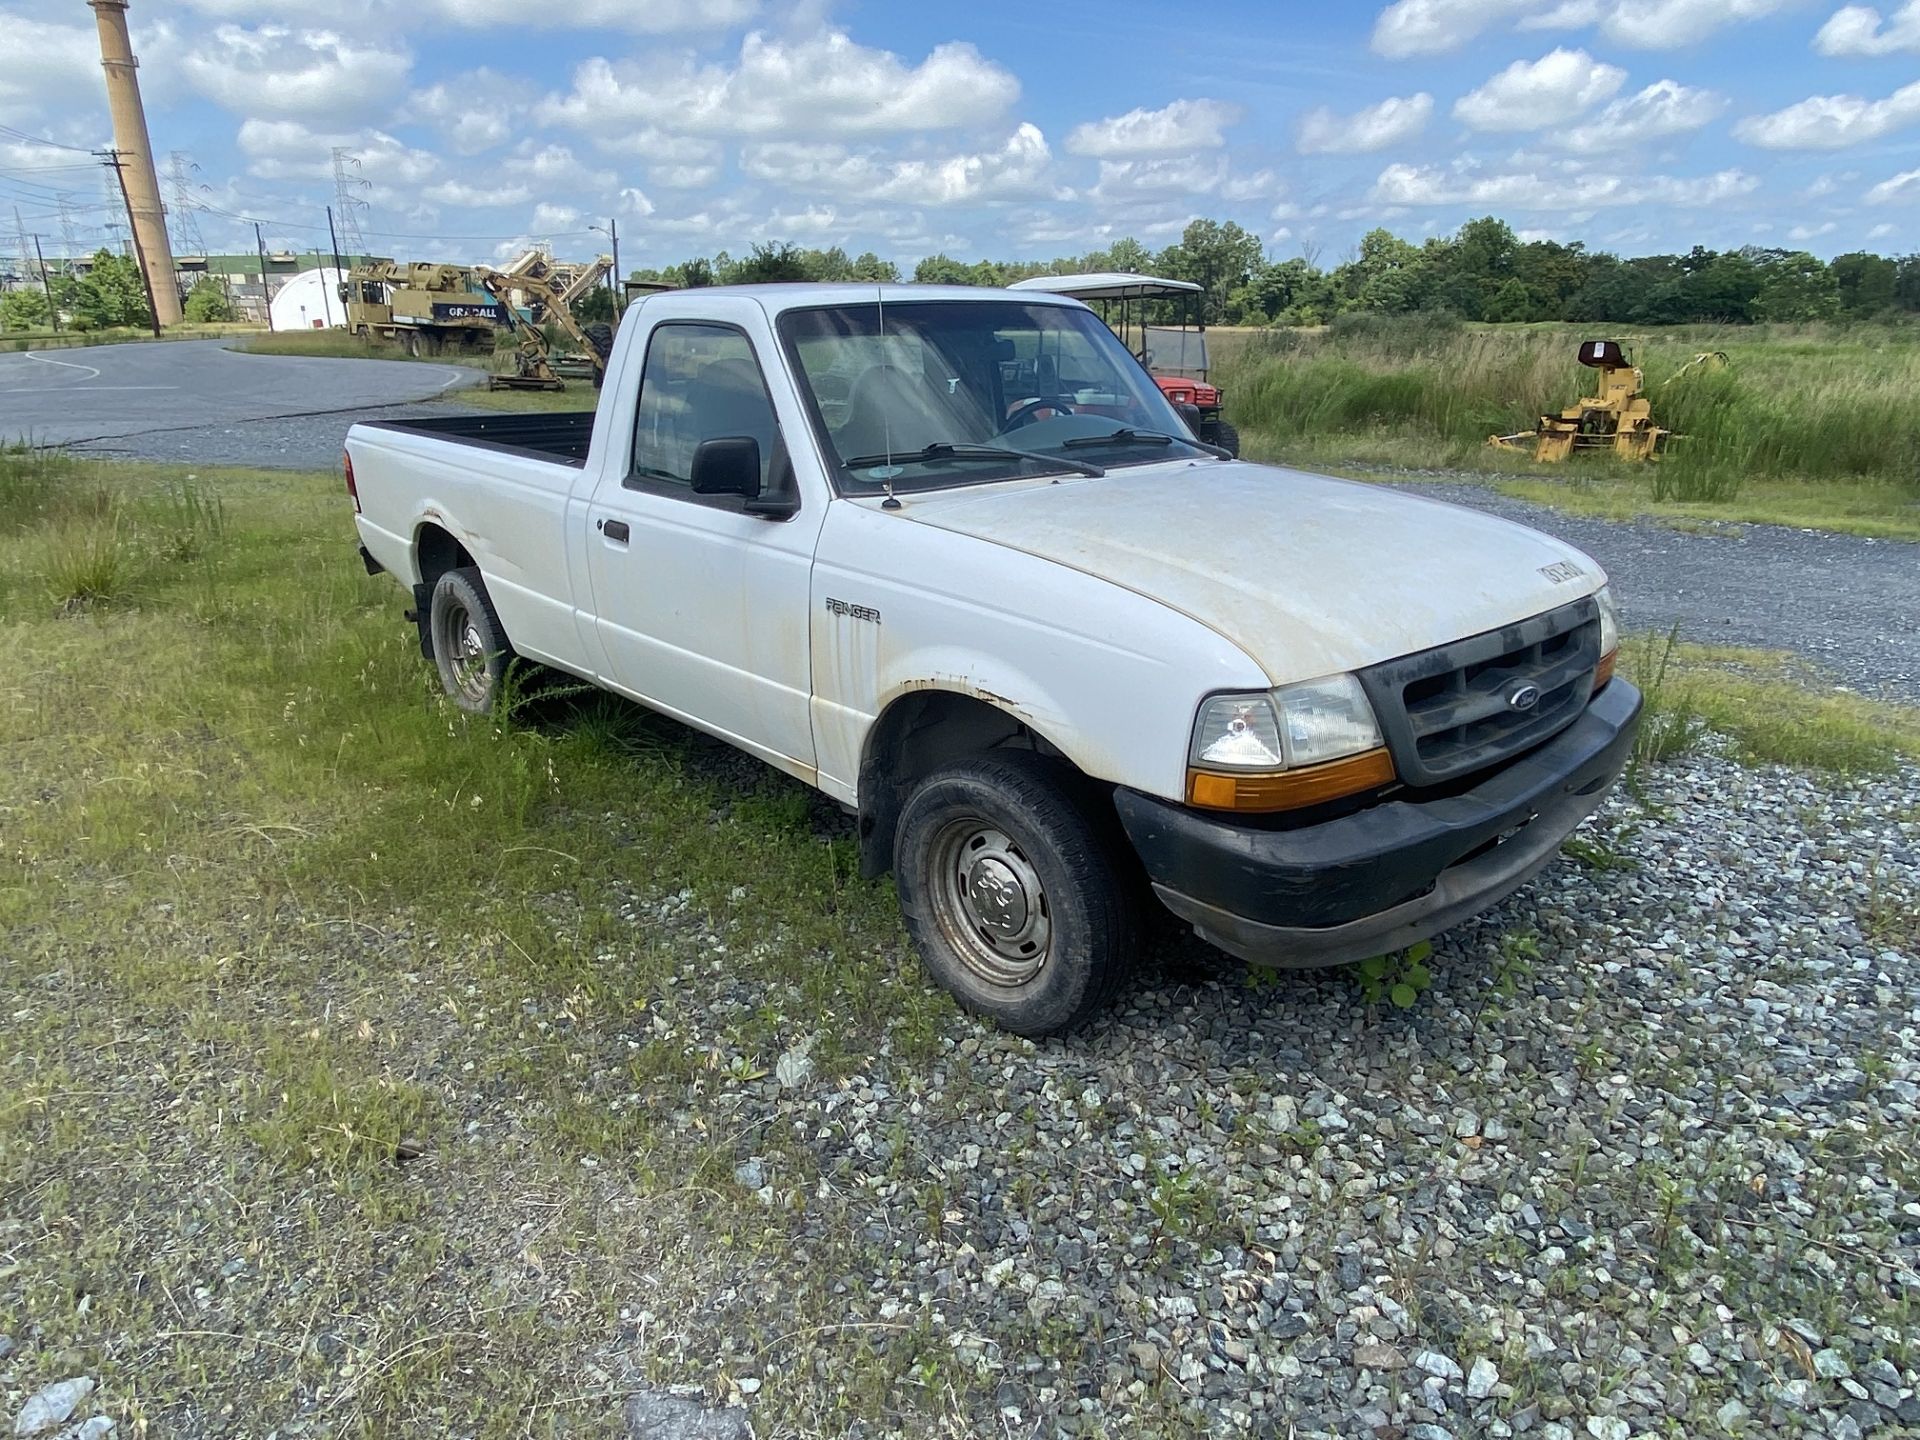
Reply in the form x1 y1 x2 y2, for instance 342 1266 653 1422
1507 683 1542 712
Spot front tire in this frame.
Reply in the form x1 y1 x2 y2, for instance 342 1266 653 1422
429 566 513 714
894 752 1140 1036
1204 419 1241 457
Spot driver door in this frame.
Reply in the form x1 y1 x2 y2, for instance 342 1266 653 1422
582 321 825 781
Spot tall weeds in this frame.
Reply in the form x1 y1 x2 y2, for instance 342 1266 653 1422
1220 317 1920 498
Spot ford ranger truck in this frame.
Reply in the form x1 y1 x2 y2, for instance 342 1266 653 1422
346 284 1641 1036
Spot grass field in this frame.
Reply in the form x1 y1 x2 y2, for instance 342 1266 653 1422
1 449 1915 1433
1216 317 1920 539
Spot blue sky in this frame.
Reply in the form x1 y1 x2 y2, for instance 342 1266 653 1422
1 0 1916 272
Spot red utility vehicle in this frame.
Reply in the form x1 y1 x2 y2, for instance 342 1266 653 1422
1009 272 1238 456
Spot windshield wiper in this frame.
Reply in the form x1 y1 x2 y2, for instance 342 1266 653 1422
841 441 1104 479
1062 427 1232 460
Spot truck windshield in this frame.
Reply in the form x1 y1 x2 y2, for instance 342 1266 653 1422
777 300 1212 496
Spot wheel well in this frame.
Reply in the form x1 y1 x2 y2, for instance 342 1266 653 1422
414 523 474 589
856 690 1074 879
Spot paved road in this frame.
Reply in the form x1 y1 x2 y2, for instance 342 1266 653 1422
0 338 483 452
1403 478 1920 704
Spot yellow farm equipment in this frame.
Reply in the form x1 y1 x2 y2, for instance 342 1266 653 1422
1490 340 1724 463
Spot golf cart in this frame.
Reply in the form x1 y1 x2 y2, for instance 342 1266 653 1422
1008 272 1238 456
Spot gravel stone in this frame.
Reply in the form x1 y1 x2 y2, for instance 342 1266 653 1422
1715 1398 1750 1430
1415 1350 1464 1382
1814 1349 1853 1379
1355 1342 1407 1371
1468 1356 1500 1399
620 1390 751 1440
1586 1419 1630 1440
13 1378 94 1437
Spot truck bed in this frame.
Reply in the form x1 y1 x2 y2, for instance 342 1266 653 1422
357 410 594 465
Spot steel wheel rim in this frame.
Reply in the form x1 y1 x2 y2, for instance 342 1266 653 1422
439 600 491 705
927 818 1052 988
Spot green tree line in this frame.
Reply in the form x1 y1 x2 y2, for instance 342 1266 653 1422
632 220 1920 328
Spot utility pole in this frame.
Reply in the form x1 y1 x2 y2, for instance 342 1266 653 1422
31 233 61 333
325 204 344 327
98 150 162 337
255 222 275 331
87 0 181 325
609 217 622 315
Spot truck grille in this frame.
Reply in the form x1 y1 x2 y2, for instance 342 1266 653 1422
1358 597 1602 787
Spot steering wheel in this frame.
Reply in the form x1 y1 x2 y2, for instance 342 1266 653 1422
1003 397 1075 430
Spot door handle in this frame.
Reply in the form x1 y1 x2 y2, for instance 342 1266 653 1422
599 519 630 543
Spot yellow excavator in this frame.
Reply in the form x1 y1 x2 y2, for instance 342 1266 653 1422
1490 340 1726 462
477 250 615 391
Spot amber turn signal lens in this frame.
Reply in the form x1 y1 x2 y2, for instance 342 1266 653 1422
1187 747 1396 813
1593 647 1617 692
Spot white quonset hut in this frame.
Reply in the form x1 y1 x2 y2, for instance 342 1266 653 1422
268 267 346 331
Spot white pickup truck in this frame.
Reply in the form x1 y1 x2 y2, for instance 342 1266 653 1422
346 283 1640 1035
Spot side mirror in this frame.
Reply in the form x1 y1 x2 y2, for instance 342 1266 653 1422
690 436 761 498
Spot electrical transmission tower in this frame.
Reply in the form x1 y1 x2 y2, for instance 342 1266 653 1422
330 148 371 261
57 197 80 259
165 151 210 257
12 207 30 291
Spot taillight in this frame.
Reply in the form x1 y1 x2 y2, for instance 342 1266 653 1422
343 450 361 513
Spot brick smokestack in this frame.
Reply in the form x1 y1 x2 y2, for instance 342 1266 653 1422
88 0 181 326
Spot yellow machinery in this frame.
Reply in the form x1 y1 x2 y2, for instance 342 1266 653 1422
339 261 502 356
476 250 614 391
1490 339 1680 462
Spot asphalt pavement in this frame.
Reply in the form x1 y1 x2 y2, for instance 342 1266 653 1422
0 337 484 456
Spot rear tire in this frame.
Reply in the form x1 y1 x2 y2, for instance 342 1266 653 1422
1205 419 1241 457
894 751 1140 1036
429 566 513 715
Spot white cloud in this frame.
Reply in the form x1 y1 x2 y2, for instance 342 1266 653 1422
1735 80 1920 149
1866 167 1920 202
1373 0 1537 57
1064 99 1242 157
741 125 1058 206
1453 49 1624 132
1372 160 1760 208
1373 0 1789 54
1297 93 1434 153
1816 1 1920 53
425 0 756 28
649 164 720 190
183 25 411 125
1787 220 1839 240
1222 170 1282 200
499 142 616 191
1597 0 1792 47
538 30 1018 138
1091 155 1232 200
1868 222 1897 236
0 17 102 124
236 118 439 189
619 187 655 218
1557 80 1726 152
530 202 580 230
424 178 530 208
404 69 532 155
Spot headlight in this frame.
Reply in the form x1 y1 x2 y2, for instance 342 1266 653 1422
1191 675 1383 770
1274 673 1383 767
1594 582 1619 658
1192 693 1285 769
1189 675 1392 812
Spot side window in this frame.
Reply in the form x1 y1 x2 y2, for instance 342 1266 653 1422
630 323 779 492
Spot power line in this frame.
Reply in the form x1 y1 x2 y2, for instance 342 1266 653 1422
0 123 95 154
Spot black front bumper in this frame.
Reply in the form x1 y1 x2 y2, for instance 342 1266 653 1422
1114 680 1642 967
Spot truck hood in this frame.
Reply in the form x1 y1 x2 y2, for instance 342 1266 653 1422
893 460 1605 685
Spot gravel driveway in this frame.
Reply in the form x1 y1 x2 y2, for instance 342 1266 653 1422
595 739 1920 1438
1403 477 1920 704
